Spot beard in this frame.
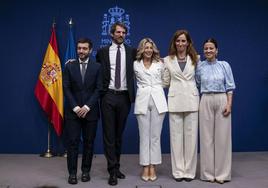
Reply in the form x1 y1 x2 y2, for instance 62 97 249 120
78 53 89 61
113 37 124 44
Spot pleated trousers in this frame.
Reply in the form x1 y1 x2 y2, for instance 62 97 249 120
199 93 232 181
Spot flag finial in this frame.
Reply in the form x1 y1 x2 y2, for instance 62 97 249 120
52 18 56 28
69 18 73 26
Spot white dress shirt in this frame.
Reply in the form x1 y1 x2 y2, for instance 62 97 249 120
78 57 89 72
109 42 127 90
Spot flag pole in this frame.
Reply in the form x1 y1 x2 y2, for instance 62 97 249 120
59 17 74 158
61 18 74 158
39 19 57 158
40 123 55 158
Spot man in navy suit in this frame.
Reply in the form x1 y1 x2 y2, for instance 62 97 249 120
63 38 101 185
96 22 136 186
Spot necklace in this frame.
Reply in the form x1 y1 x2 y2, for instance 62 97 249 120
178 56 186 60
177 56 186 63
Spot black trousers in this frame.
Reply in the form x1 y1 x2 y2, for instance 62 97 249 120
101 90 131 174
66 118 98 175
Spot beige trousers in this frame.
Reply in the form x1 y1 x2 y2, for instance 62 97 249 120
169 111 198 179
199 93 232 181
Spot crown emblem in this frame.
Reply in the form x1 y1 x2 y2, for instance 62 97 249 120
99 5 131 49
108 6 125 17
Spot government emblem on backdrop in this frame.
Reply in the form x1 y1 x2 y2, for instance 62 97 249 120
100 6 131 48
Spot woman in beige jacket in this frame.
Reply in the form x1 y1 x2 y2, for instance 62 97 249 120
163 30 199 182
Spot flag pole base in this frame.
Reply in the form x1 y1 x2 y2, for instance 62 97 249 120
40 149 55 158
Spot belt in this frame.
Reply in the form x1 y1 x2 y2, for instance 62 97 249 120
108 89 128 95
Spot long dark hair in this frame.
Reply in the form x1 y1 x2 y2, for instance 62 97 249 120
168 29 198 65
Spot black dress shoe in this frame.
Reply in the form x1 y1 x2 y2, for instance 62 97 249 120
68 174 78 185
116 170 126 179
174 178 183 182
108 174 118 186
81 172 90 182
184 178 194 182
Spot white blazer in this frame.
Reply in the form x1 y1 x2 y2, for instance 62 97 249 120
163 55 199 112
134 60 168 115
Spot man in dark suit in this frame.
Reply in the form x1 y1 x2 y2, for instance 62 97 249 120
63 38 101 185
96 22 136 186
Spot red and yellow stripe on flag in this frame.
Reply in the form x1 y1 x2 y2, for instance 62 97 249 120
34 26 63 136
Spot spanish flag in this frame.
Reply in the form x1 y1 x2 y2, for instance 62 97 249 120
34 26 63 136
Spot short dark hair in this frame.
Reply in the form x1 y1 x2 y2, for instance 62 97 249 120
203 38 218 49
110 22 128 34
77 38 93 49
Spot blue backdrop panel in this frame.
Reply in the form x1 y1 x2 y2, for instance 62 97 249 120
0 0 268 153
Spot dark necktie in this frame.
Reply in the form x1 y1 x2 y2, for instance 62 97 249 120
81 62 87 83
115 45 121 89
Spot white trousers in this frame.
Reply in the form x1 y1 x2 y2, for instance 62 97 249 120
136 96 165 166
199 93 232 181
169 112 198 178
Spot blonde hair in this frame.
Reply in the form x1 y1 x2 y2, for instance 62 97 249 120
168 30 198 65
136 38 160 62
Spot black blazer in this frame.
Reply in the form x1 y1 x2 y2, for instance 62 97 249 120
63 59 102 121
96 44 136 102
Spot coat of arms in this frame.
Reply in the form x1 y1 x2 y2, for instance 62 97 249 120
100 6 131 48
40 62 61 87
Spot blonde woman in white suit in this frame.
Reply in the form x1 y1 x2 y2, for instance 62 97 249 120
134 38 168 182
163 30 199 182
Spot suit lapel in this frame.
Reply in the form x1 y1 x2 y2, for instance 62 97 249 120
139 60 150 74
83 59 92 85
74 59 92 86
170 56 193 80
125 44 132 80
171 56 183 74
183 56 194 79
184 56 191 73
103 46 111 82
73 60 83 84
104 46 111 67
124 44 131 75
